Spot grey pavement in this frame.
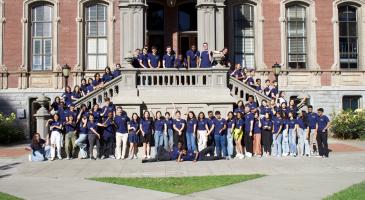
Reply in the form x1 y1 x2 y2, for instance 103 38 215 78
1 140 365 200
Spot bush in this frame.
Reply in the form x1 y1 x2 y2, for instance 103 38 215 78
0 112 25 145
330 109 365 140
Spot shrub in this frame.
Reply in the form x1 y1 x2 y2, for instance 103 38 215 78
330 109 365 140
0 112 25 144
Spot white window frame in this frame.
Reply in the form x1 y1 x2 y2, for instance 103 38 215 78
280 0 319 70
332 0 365 71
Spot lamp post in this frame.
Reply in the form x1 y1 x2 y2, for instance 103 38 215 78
272 62 282 92
62 64 71 89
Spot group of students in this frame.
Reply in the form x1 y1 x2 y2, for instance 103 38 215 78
131 43 229 69
27 91 331 162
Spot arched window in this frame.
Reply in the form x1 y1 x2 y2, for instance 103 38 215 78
286 5 307 69
30 4 53 71
338 5 358 69
85 3 108 70
147 3 164 51
233 4 255 69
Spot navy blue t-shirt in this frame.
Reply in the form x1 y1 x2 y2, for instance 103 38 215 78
173 119 186 130
148 53 160 68
186 118 197 133
287 118 297 129
186 50 200 68
129 120 139 134
50 121 62 132
92 110 101 122
71 92 81 100
112 70 121 78
92 79 102 87
317 115 329 132
114 114 130 133
103 119 115 139
213 118 226 135
165 118 174 130
163 54 175 68
253 119 261 134
138 53 149 68
260 106 272 116
261 118 272 130
235 118 245 130
154 119 166 132
64 122 76 133
234 107 244 115
62 92 72 106
197 118 208 131
87 121 97 135
86 85 94 94
227 118 236 130
79 122 88 134
102 103 116 117
296 118 307 129
182 150 196 161
200 50 211 68
272 116 283 133
102 73 114 83
140 118 153 134
308 112 319 129
247 102 258 110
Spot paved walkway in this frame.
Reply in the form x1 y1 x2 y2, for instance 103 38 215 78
1 139 365 200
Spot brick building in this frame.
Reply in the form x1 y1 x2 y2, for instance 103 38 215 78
0 0 364 138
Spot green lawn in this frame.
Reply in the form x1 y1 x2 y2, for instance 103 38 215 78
90 174 264 195
0 192 23 200
324 181 365 200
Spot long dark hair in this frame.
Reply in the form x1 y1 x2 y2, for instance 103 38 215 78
187 111 196 121
131 113 140 123
198 112 205 120
31 133 41 145
105 66 112 75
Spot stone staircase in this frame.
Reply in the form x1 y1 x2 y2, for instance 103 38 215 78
74 67 270 116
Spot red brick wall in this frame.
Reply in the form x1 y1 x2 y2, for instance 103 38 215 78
316 0 333 86
263 0 281 70
3 0 22 88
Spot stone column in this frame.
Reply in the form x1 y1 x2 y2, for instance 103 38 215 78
119 0 146 60
0 64 7 89
197 0 216 50
215 1 225 51
33 94 51 139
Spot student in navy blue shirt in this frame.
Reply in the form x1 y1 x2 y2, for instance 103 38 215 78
173 111 186 147
197 112 209 151
270 80 278 99
148 46 160 68
140 111 153 159
50 96 61 113
132 48 141 68
255 79 262 92
164 112 174 151
307 105 319 156
128 113 140 159
175 54 186 69
163 46 175 68
296 111 310 156
102 66 114 83
233 112 245 159
71 85 82 101
234 100 244 115
64 114 77 160
261 112 273 156
246 95 258 110
101 97 116 119
92 73 103 89
112 63 122 78
263 79 272 97
199 43 211 68
186 45 200 68
64 104 78 123
80 78 88 97
48 113 63 161
139 48 149 68
244 107 254 157
91 104 101 123
281 111 290 156
211 111 227 158
153 111 167 156
86 78 94 94
316 108 330 158
62 86 73 107
230 63 244 81
101 112 116 159
206 111 216 147
259 100 272 118
87 114 101 160
226 111 236 159
252 112 262 157
272 111 284 157
185 111 197 152
287 112 297 156
114 107 130 160
245 70 255 88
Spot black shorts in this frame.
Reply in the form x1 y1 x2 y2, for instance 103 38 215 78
142 133 152 143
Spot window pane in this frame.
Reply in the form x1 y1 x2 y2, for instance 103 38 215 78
88 55 97 69
43 23 52 37
33 55 42 67
98 39 107 54
244 38 254 53
97 5 106 21
88 5 97 21
44 39 52 55
44 55 52 70
98 55 107 69
245 55 255 69
33 23 43 37
43 6 52 21
98 22 106 36
87 38 97 54
348 22 357 36
88 22 98 36
33 39 42 55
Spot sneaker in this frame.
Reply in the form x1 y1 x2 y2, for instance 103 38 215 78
101 156 106 160
116 157 121 160
66 157 70 160
226 156 230 160
129 156 133 160
57 156 62 160
239 154 245 159
50 157 55 161
147 155 151 159
133 155 138 159
109 155 116 159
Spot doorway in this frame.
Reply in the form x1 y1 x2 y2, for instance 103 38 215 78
179 34 197 56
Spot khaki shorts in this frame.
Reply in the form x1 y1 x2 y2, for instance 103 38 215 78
233 128 243 141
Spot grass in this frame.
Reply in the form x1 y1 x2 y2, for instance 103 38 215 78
324 180 365 200
90 174 264 195
0 192 23 200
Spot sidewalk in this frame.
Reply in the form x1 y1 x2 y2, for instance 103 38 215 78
1 140 365 200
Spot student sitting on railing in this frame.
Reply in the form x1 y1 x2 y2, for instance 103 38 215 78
80 78 88 96
102 66 114 83
112 63 122 78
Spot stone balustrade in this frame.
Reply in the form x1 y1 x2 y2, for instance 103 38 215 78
229 76 271 103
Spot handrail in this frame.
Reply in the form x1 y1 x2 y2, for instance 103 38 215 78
229 76 271 103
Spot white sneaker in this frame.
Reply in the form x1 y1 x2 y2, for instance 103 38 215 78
133 155 138 159
239 154 245 159
66 157 70 160
109 155 116 159
147 155 151 159
129 156 133 160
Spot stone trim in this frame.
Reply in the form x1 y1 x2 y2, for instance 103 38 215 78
331 0 365 71
0 0 7 89
75 0 115 71
279 0 319 70
226 0 266 70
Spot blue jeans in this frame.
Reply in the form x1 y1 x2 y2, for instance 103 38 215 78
164 129 174 150
288 129 297 155
273 133 282 156
31 148 49 162
186 132 196 151
298 128 310 156
214 134 227 157
154 131 164 155
282 131 289 155
226 128 234 157
75 134 88 150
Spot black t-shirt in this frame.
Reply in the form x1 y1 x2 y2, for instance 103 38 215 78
30 139 46 151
